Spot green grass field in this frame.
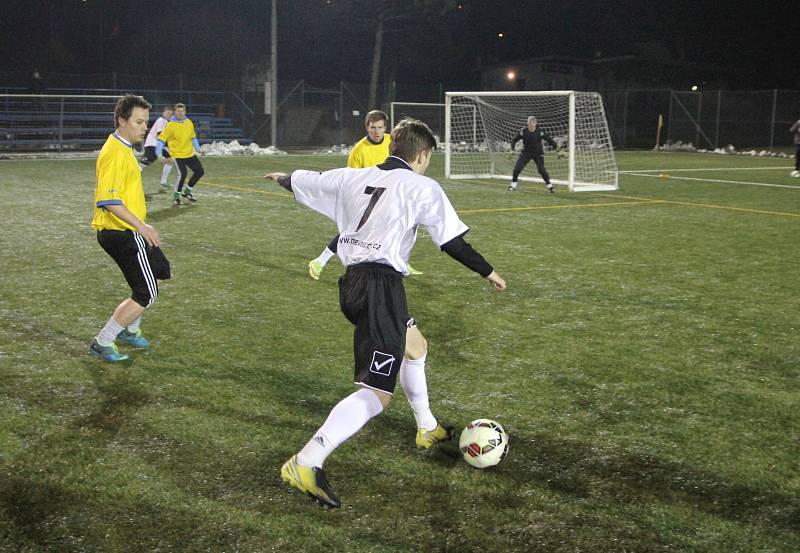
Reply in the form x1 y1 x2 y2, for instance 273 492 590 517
1 151 798 552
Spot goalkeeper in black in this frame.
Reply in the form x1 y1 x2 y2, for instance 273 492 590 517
508 116 560 193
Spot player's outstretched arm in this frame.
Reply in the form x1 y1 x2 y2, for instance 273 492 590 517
264 172 287 181
264 172 292 191
485 271 506 291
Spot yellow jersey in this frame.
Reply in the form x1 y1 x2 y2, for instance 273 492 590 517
158 117 197 159
347 133 391 168
91 133 146 231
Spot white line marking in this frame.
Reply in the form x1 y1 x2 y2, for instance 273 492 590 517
627 173 800 190
620 166 792 173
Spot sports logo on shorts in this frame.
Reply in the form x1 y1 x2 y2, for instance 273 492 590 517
369 351 395 376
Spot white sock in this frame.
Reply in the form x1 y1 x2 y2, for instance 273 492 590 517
316 247 335 266
509 181 518 189
160 163 173 184
127 317 141 333
174 168 183 191
399 355 437 431
96 318 125 346
297 387 383 468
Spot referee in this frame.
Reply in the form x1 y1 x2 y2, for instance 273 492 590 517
90 94 171 362
508 115 560 192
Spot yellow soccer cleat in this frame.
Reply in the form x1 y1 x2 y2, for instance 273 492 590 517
307 259 324 280
407 263 423 276
415 424 455 449
280 455 341 508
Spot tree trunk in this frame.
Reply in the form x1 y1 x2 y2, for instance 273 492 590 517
368 12 384 109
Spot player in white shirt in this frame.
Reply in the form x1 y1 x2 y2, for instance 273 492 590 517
140 104 179 188
265 118 506 508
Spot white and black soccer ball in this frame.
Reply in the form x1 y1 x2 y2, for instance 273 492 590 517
459 419 509 469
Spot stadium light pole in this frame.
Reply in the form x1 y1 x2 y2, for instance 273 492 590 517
271 0 278 147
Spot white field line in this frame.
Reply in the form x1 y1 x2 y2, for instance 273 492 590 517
625 172 800 190
620 166 792 173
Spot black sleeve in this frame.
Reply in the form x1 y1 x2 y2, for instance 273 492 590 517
510 129 522 150
276 174 292 192
441 232 493 277
542 131 557 150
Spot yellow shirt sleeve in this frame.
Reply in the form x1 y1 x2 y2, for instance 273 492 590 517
347 142 363 168
95 153 125 205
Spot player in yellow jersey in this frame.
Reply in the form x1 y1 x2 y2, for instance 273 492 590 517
90 95 171 362
307 110 422 279
156 102 205 206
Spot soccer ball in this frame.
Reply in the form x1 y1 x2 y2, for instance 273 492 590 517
459 419 509 468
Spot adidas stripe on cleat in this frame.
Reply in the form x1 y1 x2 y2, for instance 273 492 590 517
416 424 455 449
280 455 341 508
307 259 324 280
89 339 130 363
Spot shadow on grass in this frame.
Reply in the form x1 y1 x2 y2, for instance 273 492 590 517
0 472 258 552
146 204 197 223
78 361 152 435
0 474 79 546
499 429 800 535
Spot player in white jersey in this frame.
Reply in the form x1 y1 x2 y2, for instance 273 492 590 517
265 118 506 508
140 104 179 188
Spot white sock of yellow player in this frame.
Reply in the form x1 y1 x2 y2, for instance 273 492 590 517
399 355 437 431
96 318 125 346
316 247 335 266
127 317 141 333
297 387 383 468
160 164 173 184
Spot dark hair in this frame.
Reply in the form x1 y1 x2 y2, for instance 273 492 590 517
174 102 186 110
114 94 151 127
365 109 388 127
389 118 436 162
162 104 175 112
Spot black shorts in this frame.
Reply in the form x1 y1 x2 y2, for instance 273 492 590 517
142 145 171 163
338 262 413 394
97 229 171 308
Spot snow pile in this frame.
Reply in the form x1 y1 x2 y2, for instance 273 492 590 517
655 141 789 158
199 140 286 156
699 148 790 158
653 140 698 152
313 144 352 155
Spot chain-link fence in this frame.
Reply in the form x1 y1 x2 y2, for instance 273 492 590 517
3 69 798 150
604 89 800 150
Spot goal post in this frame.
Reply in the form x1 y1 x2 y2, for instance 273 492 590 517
445 91 618 191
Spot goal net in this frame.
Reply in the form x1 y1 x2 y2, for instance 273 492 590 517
445 91 618 191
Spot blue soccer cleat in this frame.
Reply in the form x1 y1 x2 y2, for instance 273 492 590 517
89 339 130 362
117 328 150 349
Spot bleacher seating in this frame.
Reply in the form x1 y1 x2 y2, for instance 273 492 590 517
0 101 249 151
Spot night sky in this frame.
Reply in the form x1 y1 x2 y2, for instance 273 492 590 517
0 1 795 89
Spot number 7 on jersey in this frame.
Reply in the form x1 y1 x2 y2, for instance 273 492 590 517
355 186 387 231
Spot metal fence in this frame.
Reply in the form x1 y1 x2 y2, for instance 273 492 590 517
3 68 798 151
604 89 800 150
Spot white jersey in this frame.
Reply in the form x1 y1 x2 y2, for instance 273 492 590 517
291 156 468 275
144 116 169 148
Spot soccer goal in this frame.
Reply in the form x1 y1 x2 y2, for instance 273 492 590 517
445 91 618 191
